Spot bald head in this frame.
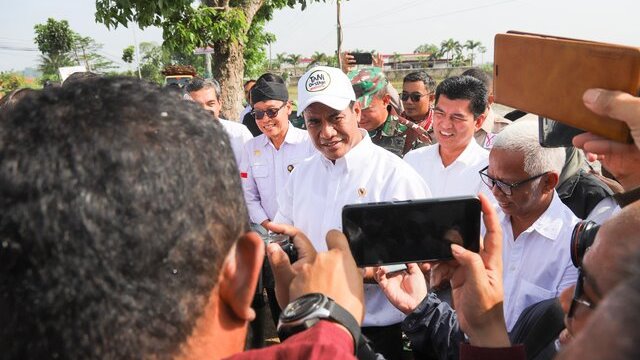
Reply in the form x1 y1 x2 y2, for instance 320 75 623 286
585 201 640 294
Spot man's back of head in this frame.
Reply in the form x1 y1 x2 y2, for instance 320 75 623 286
0 77 248 359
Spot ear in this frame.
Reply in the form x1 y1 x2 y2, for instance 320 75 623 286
285 101 293 116
382 94 391 106
428 93 436 105
474 112 487 131
352 102 362 123
218 231 264 322
543 171 560 193
488 93 495 106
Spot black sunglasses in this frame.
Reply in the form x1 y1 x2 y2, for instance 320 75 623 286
401 92 430 102
251 102 287 120
478 165 548 196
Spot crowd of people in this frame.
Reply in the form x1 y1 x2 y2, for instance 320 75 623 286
1 49 640 360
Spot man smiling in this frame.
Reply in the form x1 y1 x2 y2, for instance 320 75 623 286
404 76 490 197
274 65 431 359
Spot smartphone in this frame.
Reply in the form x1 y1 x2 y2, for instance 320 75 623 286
539 116 585 148
494 31 640 143
351 52 373 65
342 196 481 267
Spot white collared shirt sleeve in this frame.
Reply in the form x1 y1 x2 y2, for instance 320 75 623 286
240 141 269 225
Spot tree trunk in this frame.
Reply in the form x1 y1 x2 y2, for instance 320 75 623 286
214 39 245 122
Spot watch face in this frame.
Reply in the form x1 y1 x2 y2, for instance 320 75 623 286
281 293 324 321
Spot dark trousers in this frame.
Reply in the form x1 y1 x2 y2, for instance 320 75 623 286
362 323 403 360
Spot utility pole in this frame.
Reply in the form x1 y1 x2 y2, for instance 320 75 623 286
337 0 343 69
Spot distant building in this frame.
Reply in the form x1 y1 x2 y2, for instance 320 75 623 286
382 53 448 70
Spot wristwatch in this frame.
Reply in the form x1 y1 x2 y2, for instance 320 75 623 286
277 293 364 355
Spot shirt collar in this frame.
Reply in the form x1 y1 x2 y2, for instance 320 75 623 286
260 122 298 148
438 138 486 166
481 108 496 133
498 191 564 241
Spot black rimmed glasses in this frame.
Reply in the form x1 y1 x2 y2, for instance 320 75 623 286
251 102 287 120
568 267 602 318
401 92 431 102
478 165 549 196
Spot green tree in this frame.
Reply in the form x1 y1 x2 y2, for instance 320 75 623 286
275 52 288 69
122 46 135 64
286 53 302 75
71 34 116 73
0 72 28 94
464 40 482 66
34 18 76 81
310 51 328 66
95 0 327 120
414 43 439 55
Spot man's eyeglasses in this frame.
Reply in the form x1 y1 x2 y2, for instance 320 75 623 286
478 165 549 196
568 267 602 318
401 92 430 102
251 102 287 120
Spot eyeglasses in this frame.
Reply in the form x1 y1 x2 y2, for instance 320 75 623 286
478 165 549 196
401 92 430 102
251 102 287 120
568 267 602 318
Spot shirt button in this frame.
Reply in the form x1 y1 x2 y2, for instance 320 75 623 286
510 266 516 272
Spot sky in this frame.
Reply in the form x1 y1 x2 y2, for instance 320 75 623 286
1 0 639 73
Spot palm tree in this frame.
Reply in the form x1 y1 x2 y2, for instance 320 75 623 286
311 51 328 66
275 52 288 70
440 38 457 66
286 53 302 75
478 46 487 65
464 40 482 66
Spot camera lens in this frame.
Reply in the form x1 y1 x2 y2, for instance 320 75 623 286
570 220 600 268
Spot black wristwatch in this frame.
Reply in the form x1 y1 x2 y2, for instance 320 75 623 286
278 293 368 356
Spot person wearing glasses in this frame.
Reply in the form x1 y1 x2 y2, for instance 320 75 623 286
240 74 316 232
400 71 438 154
461 68 512 150
481 120 579 332
404 76 492 198
186 78 253 164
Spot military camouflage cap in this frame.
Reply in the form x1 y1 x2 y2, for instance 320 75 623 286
347 66 388 109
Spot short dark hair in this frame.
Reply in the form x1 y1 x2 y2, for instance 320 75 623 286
256 72 285 84
62 71 100 86
0 88 37 111
185 77 221 100
0 77 248 359
461 68 492 92
435 75 488 119
403 71 436 92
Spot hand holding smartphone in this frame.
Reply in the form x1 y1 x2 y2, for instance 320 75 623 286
342 196 481 267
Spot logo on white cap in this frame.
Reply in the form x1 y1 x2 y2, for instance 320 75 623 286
305 70 331 92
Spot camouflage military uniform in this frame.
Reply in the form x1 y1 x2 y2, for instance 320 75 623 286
348 67 417 157
368 112 408 157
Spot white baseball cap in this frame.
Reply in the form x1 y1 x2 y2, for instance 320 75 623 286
297 66 356 116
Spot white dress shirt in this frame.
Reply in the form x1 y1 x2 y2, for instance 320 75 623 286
240 126 316 224
500 191 579 331
404 139 489 197
275 130 432 327
219 118 253 164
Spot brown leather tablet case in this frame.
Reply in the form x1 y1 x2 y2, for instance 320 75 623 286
494 31 640 143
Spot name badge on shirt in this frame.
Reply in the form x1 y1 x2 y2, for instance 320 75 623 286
483 132 497 149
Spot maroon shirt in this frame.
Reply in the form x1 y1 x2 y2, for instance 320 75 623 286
225 320 356 360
